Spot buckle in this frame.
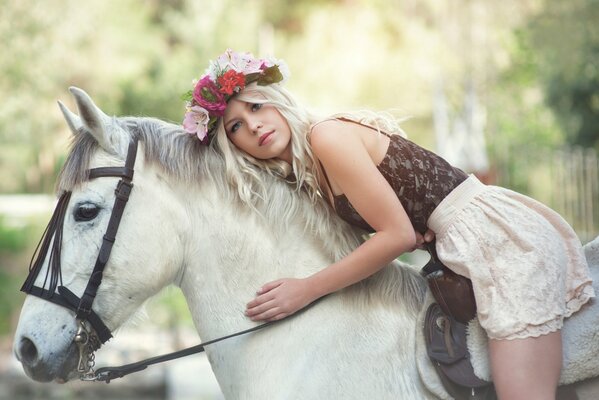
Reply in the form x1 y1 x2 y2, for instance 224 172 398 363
114 180 133 200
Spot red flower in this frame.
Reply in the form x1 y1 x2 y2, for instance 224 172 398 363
217 70 246 95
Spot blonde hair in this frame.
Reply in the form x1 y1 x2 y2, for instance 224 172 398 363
211 83 408 209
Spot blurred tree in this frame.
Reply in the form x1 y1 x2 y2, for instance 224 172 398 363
0 0 165 193
527 0 599 149
488 28 564 150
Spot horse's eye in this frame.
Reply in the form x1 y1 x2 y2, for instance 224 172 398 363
74 204 100 222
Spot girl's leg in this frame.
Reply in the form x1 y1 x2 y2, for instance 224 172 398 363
489 330 562 400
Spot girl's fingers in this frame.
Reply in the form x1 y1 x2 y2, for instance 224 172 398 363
246 298 278 317
246 291 276 308
257 279 284 295
267 313 288 322
424 229 435 242
251 307 282 321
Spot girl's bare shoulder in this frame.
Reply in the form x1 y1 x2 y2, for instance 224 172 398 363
310 119 362 152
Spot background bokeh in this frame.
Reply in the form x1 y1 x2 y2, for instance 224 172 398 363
1 0 598 398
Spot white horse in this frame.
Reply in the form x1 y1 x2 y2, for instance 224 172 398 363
12 88 599 399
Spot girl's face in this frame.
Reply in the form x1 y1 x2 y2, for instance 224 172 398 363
223 98 292 163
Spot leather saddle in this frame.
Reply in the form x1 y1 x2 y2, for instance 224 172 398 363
424 303 494 399
421 242 494 399
421 242 476 324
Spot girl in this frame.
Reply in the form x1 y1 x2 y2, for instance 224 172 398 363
182 49 594 399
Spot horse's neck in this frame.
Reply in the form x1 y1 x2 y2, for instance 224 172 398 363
164 178 436 399
176 183 332 339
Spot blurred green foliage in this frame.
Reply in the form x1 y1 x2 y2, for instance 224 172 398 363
0 216 40 335
526 0 599 150
0 217 29 252
0 268 20 335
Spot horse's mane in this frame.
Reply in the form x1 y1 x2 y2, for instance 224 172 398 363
57 116 426 315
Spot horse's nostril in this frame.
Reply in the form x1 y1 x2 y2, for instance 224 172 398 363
19 337 39 365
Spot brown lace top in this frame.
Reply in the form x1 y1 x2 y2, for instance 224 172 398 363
326 126 468 234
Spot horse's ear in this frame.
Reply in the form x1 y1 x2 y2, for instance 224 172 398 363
57 100 82 136
68 86 129 156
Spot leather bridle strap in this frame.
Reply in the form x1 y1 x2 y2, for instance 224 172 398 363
75 139 138 321
24 286 113 343
88 166 134 180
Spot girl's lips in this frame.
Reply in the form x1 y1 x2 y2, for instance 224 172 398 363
259 131 274 146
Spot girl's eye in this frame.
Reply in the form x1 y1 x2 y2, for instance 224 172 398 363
74 203 100 222
251 103 262 112
230 121 242 133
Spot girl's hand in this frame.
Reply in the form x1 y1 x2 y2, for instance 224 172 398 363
413 229 435 251
246 278 316 321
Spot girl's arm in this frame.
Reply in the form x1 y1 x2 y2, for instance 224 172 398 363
246 121 418 321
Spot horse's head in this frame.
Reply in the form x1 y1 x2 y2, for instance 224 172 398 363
13 88 189 382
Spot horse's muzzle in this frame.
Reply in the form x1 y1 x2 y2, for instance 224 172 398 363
14 335 79 383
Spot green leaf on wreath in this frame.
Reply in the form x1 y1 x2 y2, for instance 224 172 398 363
201 87 217 102
257 66 283 85
181 90 193 102
244 72 261 85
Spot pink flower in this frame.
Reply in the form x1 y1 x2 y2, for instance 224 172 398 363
183 106 210 141
215 49 263 76
193 76 226 116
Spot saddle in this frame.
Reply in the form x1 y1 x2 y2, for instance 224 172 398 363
421 242 476 324
424 303 494 399
421 242 493 399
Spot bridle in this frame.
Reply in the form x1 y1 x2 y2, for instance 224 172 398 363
21 138 138 380
20 137 277 383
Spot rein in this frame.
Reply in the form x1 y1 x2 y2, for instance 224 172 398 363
94 294 327 383
19 137 281 383
93 320 277 382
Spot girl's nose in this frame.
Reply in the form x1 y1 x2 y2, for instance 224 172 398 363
250 119 263 133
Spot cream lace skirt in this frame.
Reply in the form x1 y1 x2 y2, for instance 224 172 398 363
428 175 595 340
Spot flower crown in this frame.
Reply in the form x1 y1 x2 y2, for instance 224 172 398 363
182 49 290 144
